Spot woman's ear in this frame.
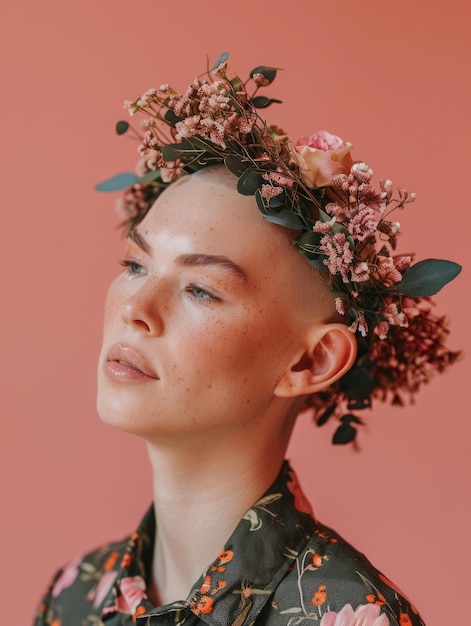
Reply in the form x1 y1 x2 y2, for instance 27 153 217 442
274 324 357 398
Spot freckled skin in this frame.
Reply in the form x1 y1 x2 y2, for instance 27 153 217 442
97 169 337 446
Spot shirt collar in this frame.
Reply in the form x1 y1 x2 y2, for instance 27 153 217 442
102 461 316 626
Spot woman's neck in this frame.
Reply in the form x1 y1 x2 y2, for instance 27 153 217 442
145 426 291 606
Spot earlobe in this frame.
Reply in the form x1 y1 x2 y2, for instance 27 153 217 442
274 324 357 398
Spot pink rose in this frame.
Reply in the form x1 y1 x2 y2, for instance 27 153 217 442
297 130 344 151
295 130 353 188
320 603 389 626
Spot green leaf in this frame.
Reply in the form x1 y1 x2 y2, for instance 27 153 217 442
164 109 182 126
398 259 462 297
161 140 198 161
250 65 277 84
316 404 336 426
138 169 164 185
237 170 264 195
224 155 251 177
251 96 282 109
263 210 304 230
340 367 376 399
332 422 357 445
115 120 129 135
307 257 328 271
318 208 332 223
212 51 229 70
269 193 286 210
95 172 138 192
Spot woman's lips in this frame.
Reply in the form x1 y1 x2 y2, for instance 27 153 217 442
104 343 159 382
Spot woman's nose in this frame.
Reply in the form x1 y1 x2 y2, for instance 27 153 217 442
121 280 164 335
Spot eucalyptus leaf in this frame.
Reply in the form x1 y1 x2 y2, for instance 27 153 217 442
224 155 251 177
269 193 286 210
318 208 332 223
316 404 336 426
212 51 229 70
95 172 139 192
237 170 263 195
251 96 282 109
250 65 278 84
397 259 462 297
161 140 197 161
138 169 164 185
295 230 322 250
115 120 129 135
263 210 304 230
332 422 357 445
164 109 182 126
340 367 376 399
307 257 328 271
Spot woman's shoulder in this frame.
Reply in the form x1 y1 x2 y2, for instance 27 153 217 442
33 534 133 625
263 518 425 626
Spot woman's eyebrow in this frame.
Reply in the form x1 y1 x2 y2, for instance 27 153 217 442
128 229 152 255
175 254 248 283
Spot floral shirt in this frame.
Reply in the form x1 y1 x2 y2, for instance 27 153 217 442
34 462 424 626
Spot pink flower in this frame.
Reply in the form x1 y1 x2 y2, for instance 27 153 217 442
297 130 344 151
295 130 353 188
286 471 313 515
160 160 184 183
51 555 82 598
320 603 389 626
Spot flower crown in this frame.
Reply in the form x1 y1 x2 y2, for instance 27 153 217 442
97 52 462 445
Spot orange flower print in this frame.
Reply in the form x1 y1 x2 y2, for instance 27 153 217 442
312 554 323 568
193 595 215 615
199 575 212 593
211 581 227 595
133 605 147 623
312 584 327 606
218 549 234 564
120 552 134 568
103 551 120 571
399 614 413 626
366 592 386 606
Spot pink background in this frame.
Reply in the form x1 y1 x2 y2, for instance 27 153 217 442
1 2 469 624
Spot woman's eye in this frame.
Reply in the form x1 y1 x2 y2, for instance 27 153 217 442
187 285 220 302
120 259 146 276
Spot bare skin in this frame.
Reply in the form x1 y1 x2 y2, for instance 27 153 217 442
97 168 357 604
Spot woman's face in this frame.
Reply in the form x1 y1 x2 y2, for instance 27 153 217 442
97 170 333 444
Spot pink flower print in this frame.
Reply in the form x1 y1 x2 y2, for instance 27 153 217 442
320 603 389 626
286 472 313 515
51 555 82 598
92 570 119 608
113 575 148 615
